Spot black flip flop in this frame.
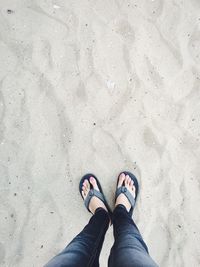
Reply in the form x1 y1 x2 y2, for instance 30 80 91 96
115 171 139 216
79 173 112 219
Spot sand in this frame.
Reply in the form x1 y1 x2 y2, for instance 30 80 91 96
0 0 200 266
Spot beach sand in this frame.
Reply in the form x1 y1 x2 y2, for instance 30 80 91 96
0 0 200 266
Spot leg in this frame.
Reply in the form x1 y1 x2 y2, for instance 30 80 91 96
44 207 109 267
108 204 158 267
108 172 158 267
44 175 111 267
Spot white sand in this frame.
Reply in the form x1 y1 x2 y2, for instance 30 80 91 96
0 0 200 266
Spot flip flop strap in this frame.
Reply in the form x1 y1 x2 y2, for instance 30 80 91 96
84 189 105 210
115 186 135 208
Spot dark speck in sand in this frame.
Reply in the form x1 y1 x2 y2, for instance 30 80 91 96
41 245 43 249
14 193 17 196
177 225 181 228
10 214 14 218
93 122 96 126
7 9 14 14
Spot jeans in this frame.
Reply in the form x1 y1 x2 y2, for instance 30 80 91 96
44 205 158 267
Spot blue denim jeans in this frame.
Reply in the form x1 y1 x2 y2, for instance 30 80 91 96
44 205 158 267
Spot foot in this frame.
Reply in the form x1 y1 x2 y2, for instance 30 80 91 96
115 173 136 212
81 176 108 214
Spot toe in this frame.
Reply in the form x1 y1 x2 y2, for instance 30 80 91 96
130 180 134 187
82 190 85 198
85 179 90 189
132 186 136 198
132 185 135 192
128 178 132 186
83 180 87 188
85 187 89 196
125 175 129 185
118 173 125 188
90 176 99 191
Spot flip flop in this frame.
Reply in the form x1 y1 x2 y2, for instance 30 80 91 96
115 171 139 216
79 173 112 219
